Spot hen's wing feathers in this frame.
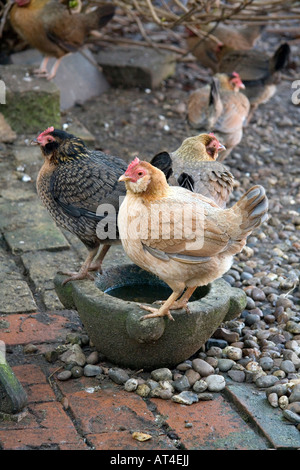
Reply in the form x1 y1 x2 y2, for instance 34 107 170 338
50 153 126 222
177 161 234 208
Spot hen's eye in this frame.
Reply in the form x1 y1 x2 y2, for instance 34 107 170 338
47 137 52 143
138 171 144 176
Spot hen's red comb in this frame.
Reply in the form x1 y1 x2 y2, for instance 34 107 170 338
37 126 54 140
209 132 215 137
231 71 239 77
126 157 140 173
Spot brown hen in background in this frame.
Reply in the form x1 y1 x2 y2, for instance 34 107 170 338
187 72 250 160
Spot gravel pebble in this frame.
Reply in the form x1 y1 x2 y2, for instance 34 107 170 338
124 378 139 392
136 383 151 397
218 358 235 372
223 346 243 361
173 375 190 392
57 370 72 381
268 392 278 408
289 384 300 403
151 368 172 381
192 358 214 376
108 368 130 385
283 409 300 424
255 375 278 388
83 364 103 377
227 370 246 383
172 391 199 405
192 379 208 393
205 374 226 392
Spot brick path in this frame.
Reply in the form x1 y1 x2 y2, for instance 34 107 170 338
0 139 300 451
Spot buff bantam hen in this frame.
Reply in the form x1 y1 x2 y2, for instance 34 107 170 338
118 158 268 321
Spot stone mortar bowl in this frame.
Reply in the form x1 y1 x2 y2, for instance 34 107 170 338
54 264 247 370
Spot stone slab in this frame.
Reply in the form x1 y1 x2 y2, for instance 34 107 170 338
0 64 60 134
0 246 23 281
11 48 110 111
21 250 82 290
63 119 96 147
97 46 176 89
225 382 300 449
0 200 70 253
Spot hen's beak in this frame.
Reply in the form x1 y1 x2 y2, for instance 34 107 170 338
31 138 39 145
218 143 226 151
118 174 131 182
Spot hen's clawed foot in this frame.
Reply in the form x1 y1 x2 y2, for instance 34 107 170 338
60 270 94 285
138 304 175 321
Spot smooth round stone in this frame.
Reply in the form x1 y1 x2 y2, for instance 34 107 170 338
71 366 84 378
151 368 172 381
259 356 274 371
136 384 151 397
245 313 260 326
146 379 159 391
124 378 139 392
151 388 173 400
108 368 130 385
289 384 300 403
283 409 300 424
197 392 214 401
268 392 278 408
206 345 223 356
227 370 245 383
280 360 296 374
265 383 290 398
286 321 300 335
185 369 200 386
205 374 226 392
192 379 208 393
173 375 190 392
176 361 192 371
251 287 266 301
279 395 289 410
287 402 300 414
246 297 256 309
86 351 99 365
57 370 72 381
255 375 278 388
84 364 103 377
192 359 214 376
218 359 235 372
223 346 243 361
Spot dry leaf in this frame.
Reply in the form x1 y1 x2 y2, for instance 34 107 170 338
132 431 152 442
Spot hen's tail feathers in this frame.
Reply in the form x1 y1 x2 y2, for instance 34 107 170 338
209 77 220 106
271 43 290 72
234 185 268 233
88 4 115 30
